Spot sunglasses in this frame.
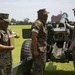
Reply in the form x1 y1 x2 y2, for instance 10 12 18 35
0 14 9 19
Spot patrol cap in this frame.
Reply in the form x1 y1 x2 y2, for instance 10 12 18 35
37 9 49 14
0 13 9 22
72 8 75 11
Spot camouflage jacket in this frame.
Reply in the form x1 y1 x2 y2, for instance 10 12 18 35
31 20 47 52
0 29 12 66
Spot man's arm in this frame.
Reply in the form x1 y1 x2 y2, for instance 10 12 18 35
66 23 75 50
9 32 20 38
69 39 75 50
66 23 74 30
32 31 39 56
0 44 14 50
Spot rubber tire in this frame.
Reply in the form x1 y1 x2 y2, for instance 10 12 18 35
20 40 32 75
21 40 32 61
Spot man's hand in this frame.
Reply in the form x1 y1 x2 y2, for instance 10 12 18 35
8 45 15 50
9 34 20 38
33 50 39 56
14 33 20 38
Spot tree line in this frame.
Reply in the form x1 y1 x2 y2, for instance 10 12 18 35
9 18 33 25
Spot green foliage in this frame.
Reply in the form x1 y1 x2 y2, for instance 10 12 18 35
45 62 75 75
10 18 33 25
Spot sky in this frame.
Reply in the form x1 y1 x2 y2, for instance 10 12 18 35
0 0 75 22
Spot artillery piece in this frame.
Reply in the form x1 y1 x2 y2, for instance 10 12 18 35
47 13 73 62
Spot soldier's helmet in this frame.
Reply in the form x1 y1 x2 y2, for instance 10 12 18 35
0 13 9 22
37 9 49 15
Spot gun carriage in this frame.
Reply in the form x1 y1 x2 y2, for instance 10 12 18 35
47 13 73 62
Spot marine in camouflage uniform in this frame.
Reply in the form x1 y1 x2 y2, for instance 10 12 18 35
31 9 49 75
66 8 75 70
72 8 75 70
0 13 20 75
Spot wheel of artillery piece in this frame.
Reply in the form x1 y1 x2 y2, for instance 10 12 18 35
20 40 32 75
21 40 32 61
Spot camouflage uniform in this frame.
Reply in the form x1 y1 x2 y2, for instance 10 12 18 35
0 29 12 75
72 25 75 69
72 8 75 70
0 13 12 75
31 19 47 75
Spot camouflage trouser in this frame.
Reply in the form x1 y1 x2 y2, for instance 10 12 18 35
0 64 12 75
72 49 75 70
32 51 46 75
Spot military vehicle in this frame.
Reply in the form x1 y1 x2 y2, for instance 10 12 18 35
20 12 73 75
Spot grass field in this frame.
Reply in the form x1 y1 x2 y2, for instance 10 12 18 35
9 25 75 75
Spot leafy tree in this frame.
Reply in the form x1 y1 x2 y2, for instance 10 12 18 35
24 18 29 24
10 18 16 25
10 18 33 25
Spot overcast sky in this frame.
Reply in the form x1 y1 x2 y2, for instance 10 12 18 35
0 0 75 22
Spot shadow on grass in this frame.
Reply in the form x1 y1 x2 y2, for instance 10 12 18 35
46 62 57 71
45 62 75 75
45 70 75 75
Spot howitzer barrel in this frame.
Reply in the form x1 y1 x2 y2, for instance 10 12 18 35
53 13 68 41
60 13 68 24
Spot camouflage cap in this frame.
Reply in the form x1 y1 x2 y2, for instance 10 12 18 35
72 8 75 11
72 8 75 16
37 9 49 14
0 13 9 22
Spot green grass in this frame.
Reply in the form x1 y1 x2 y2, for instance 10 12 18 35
8 25 75 75
45 61 75 75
